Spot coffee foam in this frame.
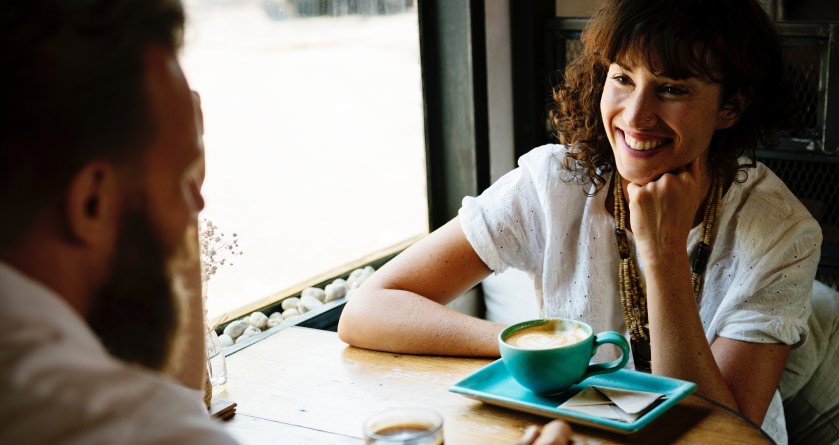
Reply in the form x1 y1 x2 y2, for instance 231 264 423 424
504 324 588 349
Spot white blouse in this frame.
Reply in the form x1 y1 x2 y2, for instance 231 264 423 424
460 144 822 443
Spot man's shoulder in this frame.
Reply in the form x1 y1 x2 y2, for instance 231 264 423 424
0 326 231 444
0 264 235 444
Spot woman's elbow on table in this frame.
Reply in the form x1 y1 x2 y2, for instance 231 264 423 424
337 284 379 347
336 294 362 346
338 280 436 352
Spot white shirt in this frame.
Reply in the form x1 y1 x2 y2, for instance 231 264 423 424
460 144 822 443
0 261 238 444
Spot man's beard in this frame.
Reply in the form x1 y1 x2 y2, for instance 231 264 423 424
86 210 178 371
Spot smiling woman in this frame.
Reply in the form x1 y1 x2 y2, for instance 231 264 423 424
336 1 822 444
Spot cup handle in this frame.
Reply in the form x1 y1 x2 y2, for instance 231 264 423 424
581 331 630 379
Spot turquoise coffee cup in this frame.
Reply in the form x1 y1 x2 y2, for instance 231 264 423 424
499 318 630 395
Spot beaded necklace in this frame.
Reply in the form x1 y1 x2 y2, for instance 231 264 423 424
612 173 723 372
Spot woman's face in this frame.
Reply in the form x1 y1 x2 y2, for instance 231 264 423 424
600 58 734 185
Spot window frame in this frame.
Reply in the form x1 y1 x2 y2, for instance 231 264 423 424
214 0 494 349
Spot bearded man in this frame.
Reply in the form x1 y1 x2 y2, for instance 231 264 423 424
0 0 237 442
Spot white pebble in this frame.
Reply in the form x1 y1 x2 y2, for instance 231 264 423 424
267 318 283 328
236 326 261 343
248 311 268 330
297 301 308 314
348 268 365 282
223 320 249 340
282 297 300 310
282 308 300 319
302 287 326 302
331 278 347 288
300 294 324 312
347 267 375 290
268 311 282 320
324 281 347 302
218 334 234 347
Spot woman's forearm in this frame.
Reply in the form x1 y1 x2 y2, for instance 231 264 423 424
338 217 502 356
338 285 505 356
643 251 738 410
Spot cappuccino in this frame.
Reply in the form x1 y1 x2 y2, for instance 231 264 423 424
504 323 588 349
499 318 629 395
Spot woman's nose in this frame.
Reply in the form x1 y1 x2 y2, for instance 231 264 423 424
624 88 658 129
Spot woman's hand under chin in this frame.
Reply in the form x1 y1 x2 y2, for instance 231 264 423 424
625 157 711 261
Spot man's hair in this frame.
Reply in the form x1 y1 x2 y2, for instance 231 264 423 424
0 0 185 245
549 0 798 193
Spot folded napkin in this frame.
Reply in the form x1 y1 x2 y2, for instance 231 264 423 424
558 385 665 423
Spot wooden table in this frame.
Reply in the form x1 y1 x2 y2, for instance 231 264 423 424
219 327 771 444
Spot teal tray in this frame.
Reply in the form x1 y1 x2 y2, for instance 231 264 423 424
449 359 697 434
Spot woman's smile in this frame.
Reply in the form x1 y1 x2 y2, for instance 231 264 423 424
600 60 737 184
618 128 673 157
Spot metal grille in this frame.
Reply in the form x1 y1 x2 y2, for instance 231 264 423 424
565 38 583 67
781 39 823 142
774 23 839 154
758 157 839 240
817 271 839 291
758 155 839 285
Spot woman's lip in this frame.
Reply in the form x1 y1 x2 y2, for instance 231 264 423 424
618 129 672 157
620 128 672 141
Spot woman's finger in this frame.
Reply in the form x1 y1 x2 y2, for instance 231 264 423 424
514 425 541 445
533 420 573 445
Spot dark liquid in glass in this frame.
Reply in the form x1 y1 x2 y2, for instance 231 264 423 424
375 424 432 439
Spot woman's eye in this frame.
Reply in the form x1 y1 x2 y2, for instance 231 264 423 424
612 74 630 85
660 85 688 96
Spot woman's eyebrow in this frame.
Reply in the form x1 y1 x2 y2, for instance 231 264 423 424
615 62 634 72
660 73 711 83
614 60 709 84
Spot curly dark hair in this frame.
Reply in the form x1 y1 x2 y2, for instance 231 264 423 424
0 0 184 246
549 0 798 193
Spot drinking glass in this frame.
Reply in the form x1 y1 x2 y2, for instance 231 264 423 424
363 407 443 444
206 328 228 394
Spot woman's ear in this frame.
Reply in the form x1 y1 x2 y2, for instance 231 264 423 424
65 161 121 247
717 88 753 130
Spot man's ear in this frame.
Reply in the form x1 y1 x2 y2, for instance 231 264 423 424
717 89 752 130
65 161 121 246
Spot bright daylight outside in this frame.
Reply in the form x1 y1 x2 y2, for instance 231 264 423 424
180 0 428 323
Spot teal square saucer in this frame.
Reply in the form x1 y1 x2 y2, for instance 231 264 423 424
449 359 697 434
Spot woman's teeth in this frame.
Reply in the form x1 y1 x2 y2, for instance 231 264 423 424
624 133 666 151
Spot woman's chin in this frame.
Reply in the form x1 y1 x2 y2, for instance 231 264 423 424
614 167 658 186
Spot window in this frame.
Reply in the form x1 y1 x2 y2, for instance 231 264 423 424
180 0 428 323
